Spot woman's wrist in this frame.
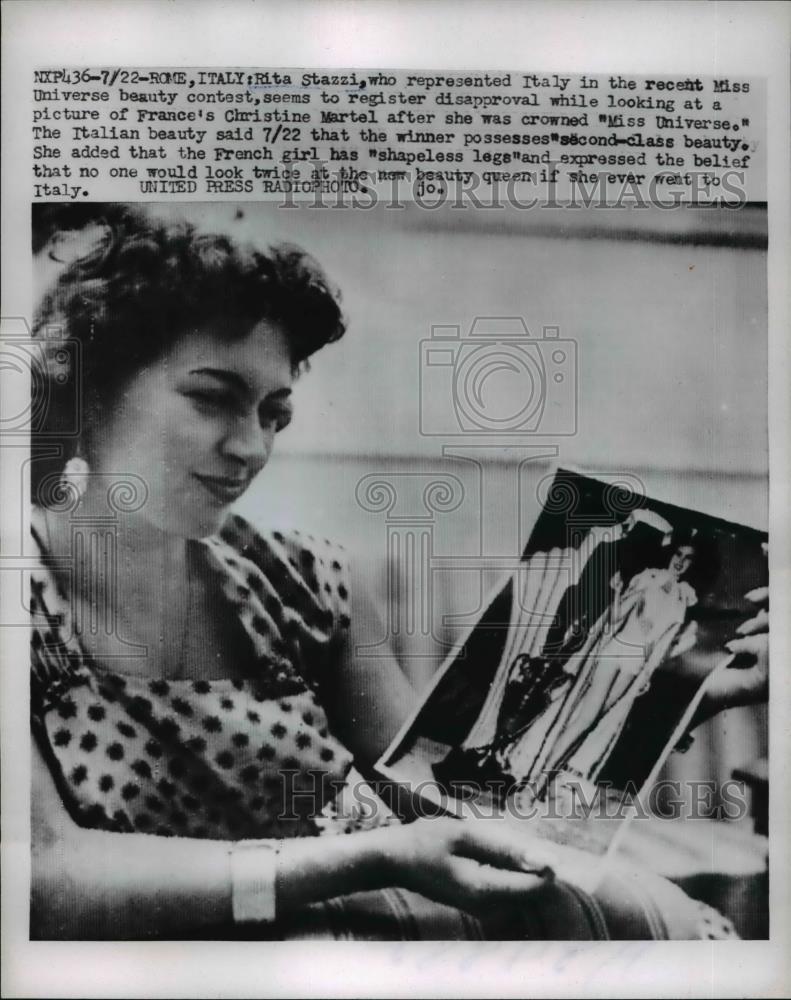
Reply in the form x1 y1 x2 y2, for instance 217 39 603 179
274 825 404 914
229 840 281 924
375 822 413 887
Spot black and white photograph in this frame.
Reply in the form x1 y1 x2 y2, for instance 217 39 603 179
25 201 769 942
382 469 769 904
1 2 789 998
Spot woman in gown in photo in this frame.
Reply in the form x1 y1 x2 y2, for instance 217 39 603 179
434 513 697 795
29 206 765 940
501 534 707 795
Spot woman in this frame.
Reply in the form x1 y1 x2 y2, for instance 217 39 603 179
527 533 707 788
29 207 766 940
491 526 722 795
436 517 704 795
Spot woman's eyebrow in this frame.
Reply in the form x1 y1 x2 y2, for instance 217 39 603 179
189 368 293 401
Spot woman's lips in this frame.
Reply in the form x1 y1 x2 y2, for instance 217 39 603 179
193 473 249 504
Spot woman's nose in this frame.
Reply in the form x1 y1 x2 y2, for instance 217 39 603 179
220 415 273 472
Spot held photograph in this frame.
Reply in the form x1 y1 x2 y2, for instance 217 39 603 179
380 469 768 880
23 198 768 942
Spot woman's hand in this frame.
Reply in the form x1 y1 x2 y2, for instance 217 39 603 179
707 586 769 712
388 816 554 914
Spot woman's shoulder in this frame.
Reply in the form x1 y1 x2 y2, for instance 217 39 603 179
628 567 697 606
213 513 349 572
627 567 666 590
210 513 352 630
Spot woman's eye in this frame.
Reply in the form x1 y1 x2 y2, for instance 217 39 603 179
260 406 293 432
188 390 234 412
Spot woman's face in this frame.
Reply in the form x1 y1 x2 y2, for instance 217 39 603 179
87 318 294 538
669 544 695 581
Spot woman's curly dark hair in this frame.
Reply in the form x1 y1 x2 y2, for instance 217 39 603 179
31 205 346 498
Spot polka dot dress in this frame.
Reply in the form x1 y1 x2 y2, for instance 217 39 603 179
30 512 386 841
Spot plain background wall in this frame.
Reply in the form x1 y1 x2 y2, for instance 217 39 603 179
157 201 768 482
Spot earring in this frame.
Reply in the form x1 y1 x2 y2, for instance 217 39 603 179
62 456 90 500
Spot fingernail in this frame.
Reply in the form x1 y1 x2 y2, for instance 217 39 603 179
724 641 737 652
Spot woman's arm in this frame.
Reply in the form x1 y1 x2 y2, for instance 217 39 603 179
32 735 552 939
32 732 234 938
319 556 421 766
31 733 395 938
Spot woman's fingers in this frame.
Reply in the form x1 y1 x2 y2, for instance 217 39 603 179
736 607 769 636
725 634 768 662
720 633 769 705
712 661 768 706
710 565 768 715
744 586 768 606
720 577 768 694
398 817 556 913
456 819 556 878
449 855 549 908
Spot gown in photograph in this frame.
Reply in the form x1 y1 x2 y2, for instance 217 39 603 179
502 567 698 791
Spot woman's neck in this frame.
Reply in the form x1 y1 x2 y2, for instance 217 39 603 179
43 492 192 601
41 495 201 676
